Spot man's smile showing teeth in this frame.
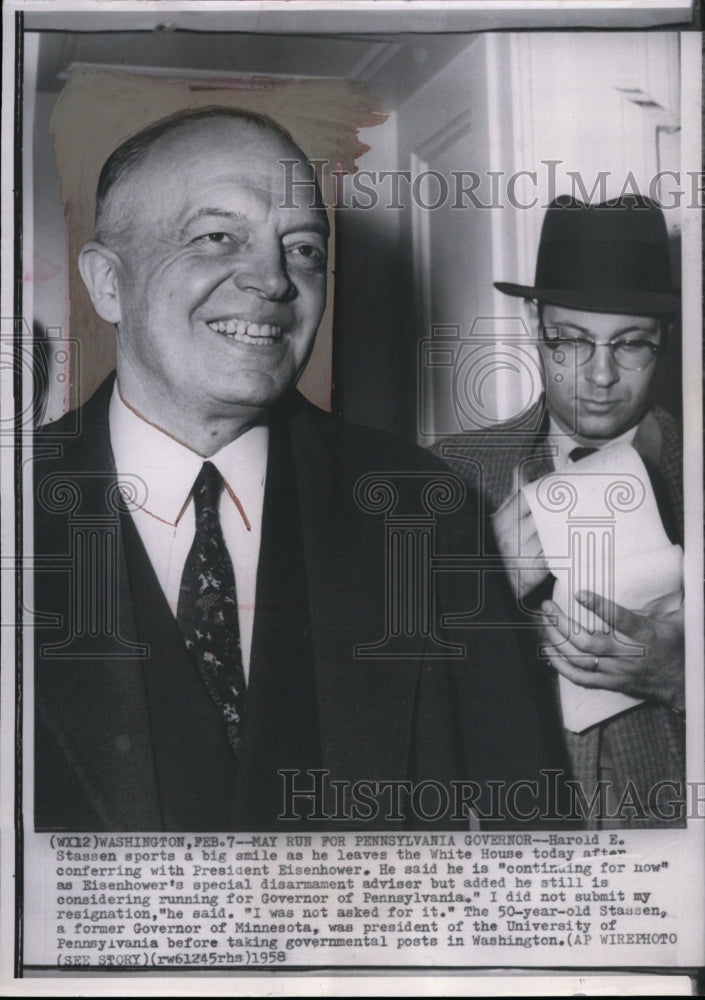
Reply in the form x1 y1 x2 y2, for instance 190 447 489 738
207 319 283 343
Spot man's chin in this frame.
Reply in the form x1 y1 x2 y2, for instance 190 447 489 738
214 371 294 412
574 418 632 442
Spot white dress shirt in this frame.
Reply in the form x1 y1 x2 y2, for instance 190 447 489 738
109 385 268 679
546 416 642 803
548 417 638 471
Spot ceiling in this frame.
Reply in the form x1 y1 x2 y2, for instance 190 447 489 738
22 1 695 35
32 29 478 108
28 0 694 108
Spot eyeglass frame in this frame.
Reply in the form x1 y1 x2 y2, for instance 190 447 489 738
537 316 665 372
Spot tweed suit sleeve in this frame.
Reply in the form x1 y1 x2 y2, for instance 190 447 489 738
430 434 520 514
652 406 684 545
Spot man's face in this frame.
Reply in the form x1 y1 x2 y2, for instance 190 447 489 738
536 303 662 442
104 120 329 438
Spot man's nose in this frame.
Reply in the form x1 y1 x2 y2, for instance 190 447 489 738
584 344 620 387
233 242 294 301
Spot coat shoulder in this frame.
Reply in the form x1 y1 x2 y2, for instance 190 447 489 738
34 376 114 471
652 405 682 455
290 395 455 476
428 403 549 510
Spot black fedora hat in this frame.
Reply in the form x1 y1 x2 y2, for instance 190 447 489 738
494 194 679 317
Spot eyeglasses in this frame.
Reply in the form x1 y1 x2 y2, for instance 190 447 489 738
541 325 662 372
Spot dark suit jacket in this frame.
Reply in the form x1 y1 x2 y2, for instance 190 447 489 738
34 376 560 831
432 401 686 829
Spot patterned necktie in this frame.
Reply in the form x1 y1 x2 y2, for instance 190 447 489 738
177 461 246 755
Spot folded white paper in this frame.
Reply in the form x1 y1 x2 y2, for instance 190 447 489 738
522 443 683 732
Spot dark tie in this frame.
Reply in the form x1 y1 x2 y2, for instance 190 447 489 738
177 461 246 755
569 446 598 462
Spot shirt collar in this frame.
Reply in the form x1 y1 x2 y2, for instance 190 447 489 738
548 416 639 471
109 383 268 528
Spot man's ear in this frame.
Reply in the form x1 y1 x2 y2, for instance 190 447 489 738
78 242 123 325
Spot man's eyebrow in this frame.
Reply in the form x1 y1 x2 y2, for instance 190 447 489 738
174 209 329 241
611 323 660 338
282 220 330 239
549 321 660 339
176 208 249 240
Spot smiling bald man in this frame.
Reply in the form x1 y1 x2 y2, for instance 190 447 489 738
33 107 556 832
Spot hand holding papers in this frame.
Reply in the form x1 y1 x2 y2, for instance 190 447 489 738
491 464 551 600
521 444 684 732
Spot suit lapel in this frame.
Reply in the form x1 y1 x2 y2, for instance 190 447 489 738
35 376 162 829
632 411 681 545
121 510 241 830
231 414 322 827
286 397 420 804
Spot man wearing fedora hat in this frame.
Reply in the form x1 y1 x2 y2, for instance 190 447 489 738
433 195 685 828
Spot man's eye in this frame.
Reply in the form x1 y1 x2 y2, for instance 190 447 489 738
551 328 584 344
551 338 585 348
194 232 233 245
614 340 647 352
191 231 248 252
285 242 325 268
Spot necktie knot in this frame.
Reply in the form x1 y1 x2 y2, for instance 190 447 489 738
192 461 225 522
569 446 598 463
